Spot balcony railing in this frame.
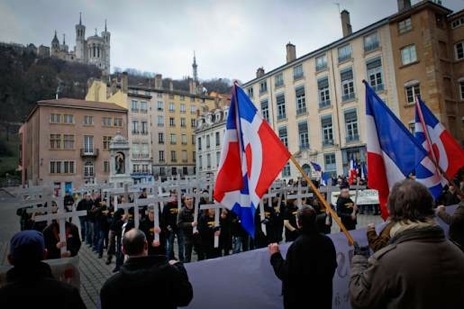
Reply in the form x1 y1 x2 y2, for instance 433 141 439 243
296 107 307 115
319 100 331 109
322 139 334 147
372 83 384 92
80 148 99 158
342 93 355 102
346 134 360 143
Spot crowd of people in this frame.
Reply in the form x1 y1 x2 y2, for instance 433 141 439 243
2 175 464 308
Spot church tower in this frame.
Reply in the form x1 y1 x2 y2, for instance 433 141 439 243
101 19 111 75
193 52 198 85
51 30 60 56
75 12 86 62
190 52 201 94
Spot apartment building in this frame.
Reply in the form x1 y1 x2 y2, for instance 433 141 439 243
195 93 230 178
19 98 128 193
240 0 464 180
86 72 219 182
390 1 464 137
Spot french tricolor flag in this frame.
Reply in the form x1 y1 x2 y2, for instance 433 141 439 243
348 155 358 185
364 81 427 220
214 83 290 237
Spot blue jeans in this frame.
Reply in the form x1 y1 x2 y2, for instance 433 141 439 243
232 236 242 254
78 216 88 241
95 222 105 255
86 220 95 245
232 235 250 253
166 228 184 262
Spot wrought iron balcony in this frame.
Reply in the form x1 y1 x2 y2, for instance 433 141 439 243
80 148 99 158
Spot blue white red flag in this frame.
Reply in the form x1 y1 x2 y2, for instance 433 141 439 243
310 161 322 172
360 161 368 180
214 83 291 237
414 96 447 199
321 172 331 186
364 81 428 220
348 155 358 185
415 96 464 181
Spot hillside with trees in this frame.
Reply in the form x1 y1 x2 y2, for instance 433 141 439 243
0 43 233 184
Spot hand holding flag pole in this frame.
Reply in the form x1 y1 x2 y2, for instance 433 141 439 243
289 156 355 246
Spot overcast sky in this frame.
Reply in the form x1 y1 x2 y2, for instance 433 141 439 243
1 0 463 83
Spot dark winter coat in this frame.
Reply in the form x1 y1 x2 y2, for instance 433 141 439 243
270 230 337 309
100 255 193 309
0 262 86 308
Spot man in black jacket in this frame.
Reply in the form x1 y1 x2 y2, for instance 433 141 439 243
336 186 358 231
100 228 193 309
268 205 337 309
0 230 86 308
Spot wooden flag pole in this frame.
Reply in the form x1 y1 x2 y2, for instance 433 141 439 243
289 155 355 246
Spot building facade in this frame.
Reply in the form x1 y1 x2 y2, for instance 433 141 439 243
195 100 230 179
240 0 464 181
50 13 110 74
128 81 218 181
19 98 127 193
85 72 220 183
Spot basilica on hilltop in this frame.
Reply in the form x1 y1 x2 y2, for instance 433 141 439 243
50 13 111 74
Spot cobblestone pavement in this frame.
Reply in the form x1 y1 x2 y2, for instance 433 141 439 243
0 196 384 309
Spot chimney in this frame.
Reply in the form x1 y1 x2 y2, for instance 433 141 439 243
189 79 195 94
169 81 174 91
397 0 411 12
121 72 128 93
256 67 265 78
154 74 162 89
286 42 296 63
341 10 352 37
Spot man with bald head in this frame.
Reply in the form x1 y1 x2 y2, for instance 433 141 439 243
100 228 193 309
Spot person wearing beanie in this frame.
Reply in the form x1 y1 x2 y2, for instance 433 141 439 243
0 230 86 308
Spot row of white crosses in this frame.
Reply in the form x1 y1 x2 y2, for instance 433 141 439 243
12 185 87 256
100 175 216 244
164 175 223 247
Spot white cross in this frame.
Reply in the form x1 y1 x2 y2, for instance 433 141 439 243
137 192 172 242
191 189 212 234
286 181 314 208
199 203 222 248
319 185 339 206
34 197 87 256
9 186 55 226
160 180 184 209
112 183 141 226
